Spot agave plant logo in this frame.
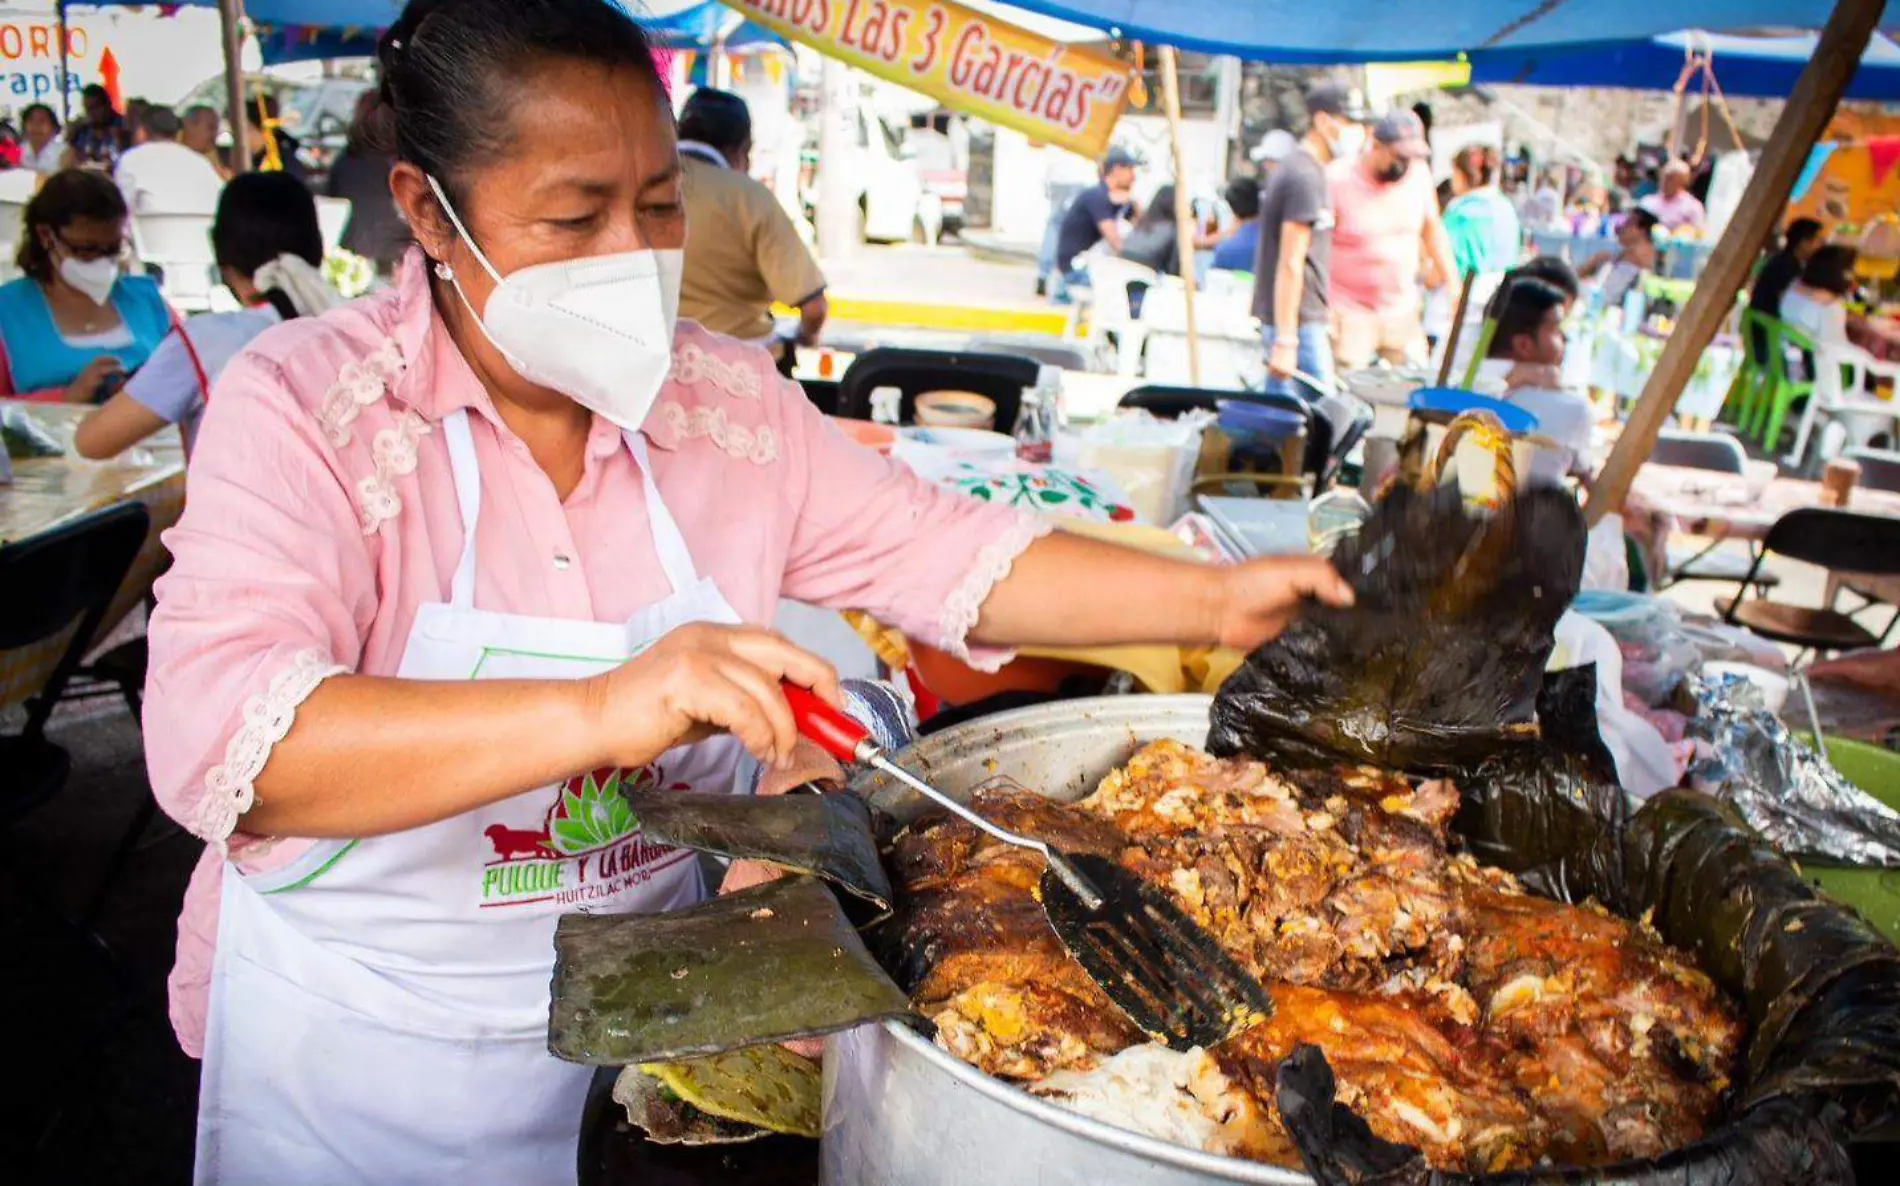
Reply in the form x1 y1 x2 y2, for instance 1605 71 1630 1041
543 766 650 856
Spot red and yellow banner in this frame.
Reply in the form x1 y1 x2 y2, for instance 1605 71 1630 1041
727 0 1132 160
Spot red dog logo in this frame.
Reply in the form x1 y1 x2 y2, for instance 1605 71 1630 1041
484 824 559 862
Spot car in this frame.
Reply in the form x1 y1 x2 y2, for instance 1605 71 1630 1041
907 127 966 241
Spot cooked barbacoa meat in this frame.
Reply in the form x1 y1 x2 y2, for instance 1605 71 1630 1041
884 740 1742 1173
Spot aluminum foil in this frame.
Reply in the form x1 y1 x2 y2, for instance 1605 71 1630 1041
1684 673 1900 868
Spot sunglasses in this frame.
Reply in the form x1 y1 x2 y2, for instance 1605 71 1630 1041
52 232 126 262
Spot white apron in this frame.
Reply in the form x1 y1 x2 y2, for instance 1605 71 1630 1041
194 409 746 1186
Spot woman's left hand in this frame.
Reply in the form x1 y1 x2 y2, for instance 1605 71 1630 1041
1210 555 1355 653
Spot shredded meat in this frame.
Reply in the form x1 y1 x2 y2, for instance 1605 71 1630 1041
886 740 1743 1173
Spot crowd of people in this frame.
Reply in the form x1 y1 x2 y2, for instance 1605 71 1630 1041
1030 78 1872 483
0 85 420 455
0 73 846 466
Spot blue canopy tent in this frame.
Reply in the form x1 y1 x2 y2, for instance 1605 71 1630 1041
1467 29 1900 100
642 1 786 53
253 24 381 65
995 0 1896 62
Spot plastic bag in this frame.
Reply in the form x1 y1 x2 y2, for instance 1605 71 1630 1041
1209 480 1585 772
1549 614 1680 797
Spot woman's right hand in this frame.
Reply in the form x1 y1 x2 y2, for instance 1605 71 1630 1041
580 624 840 772
65 355 124 404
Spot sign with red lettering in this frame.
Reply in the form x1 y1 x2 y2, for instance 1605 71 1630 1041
0 8 97 105
729 0 1131 160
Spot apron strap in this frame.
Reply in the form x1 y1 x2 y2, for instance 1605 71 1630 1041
442 410 482 609
624 430 700 593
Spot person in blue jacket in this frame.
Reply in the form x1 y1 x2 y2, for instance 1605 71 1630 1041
0 168 171 401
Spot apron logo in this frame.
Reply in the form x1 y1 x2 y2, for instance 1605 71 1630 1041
479 766 690 909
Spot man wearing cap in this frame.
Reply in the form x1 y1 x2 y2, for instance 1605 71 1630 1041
1050 147 1140 302
1327 107 1456 371
675 88 828 374
1638 159 1706 232
1254 83 1365 398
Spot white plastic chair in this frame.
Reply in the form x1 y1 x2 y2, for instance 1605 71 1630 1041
316 196 353 257
0 169 38 203
0 198 24 283
1082 256 1157 376
1785 342 1900 467
131 212 218 313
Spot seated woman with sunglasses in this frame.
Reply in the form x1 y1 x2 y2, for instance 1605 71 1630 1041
75 173 343 459
0 168 172 402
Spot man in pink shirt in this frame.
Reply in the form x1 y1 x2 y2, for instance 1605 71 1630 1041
1327 109 1456 371
1638 159 1706 233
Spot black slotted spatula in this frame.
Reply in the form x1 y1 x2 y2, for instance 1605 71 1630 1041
781 682 1273 1050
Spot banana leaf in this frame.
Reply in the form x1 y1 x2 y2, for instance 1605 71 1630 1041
1270 669 1900 1184
548 875 909 1066
622 789 891 922
1207 481 1584 773
611 1045 821 1145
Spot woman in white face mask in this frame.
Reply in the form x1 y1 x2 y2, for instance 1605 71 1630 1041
0 167 172 401
144 1 1354 1181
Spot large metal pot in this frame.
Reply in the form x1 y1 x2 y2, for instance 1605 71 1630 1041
822 695 1313 1186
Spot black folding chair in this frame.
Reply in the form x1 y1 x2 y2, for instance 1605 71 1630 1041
1652 430 1780 594
0 502 163 927
1847 445 1900 494
1119 385 1338 486
1722 507 1900 661
836 347 1040 431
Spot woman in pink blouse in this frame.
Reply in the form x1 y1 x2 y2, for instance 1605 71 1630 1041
146 1 1350 1181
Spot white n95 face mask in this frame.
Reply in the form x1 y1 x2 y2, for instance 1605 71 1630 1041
60 254 120 306
427 175 682 431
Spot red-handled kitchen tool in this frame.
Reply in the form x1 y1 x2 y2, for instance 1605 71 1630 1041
780 682 1275 1050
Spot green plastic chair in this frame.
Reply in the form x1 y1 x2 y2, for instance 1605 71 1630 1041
1729 308 1777 429
1757 316 1818 451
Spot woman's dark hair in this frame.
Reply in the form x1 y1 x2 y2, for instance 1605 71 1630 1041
244 93 282 132
1782 217 1824 255
1625 207 1661 237
212 171 324 278
80 83 111 109
1452 144 1497 187
345 90 397 156
377 0 663 206
1481 256 1579 324
21 102 58 133
16 168 126 282
1801 244 1859 297
1223 176 1260 221
1488 278 1568 360
1512 255 1581 304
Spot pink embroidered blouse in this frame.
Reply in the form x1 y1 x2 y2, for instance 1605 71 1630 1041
146 251 1041 1056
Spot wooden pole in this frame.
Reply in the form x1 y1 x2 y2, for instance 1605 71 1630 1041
56 1 70 125
1436 270 1478 388
1157 46 1202 387
218 0 249 176
1588 0 1883 524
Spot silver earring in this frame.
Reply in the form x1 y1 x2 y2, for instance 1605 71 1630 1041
433 261 453 281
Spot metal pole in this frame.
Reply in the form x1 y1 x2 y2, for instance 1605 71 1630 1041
1158 46 1201 387
218 0 249 175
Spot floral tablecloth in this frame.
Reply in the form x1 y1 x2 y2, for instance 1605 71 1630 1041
892 437 1137 524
